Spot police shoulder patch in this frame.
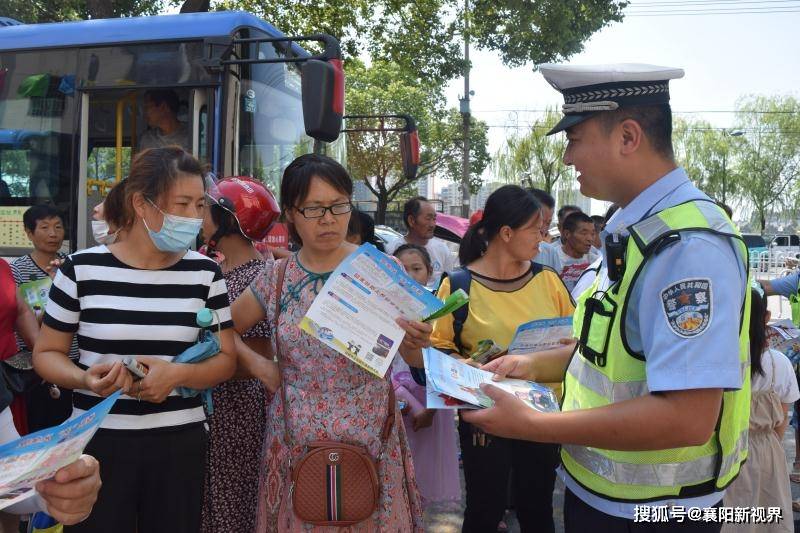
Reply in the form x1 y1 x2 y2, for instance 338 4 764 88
660 278 712 338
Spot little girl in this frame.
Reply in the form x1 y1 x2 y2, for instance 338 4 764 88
723 286 799 533
392 244 461 507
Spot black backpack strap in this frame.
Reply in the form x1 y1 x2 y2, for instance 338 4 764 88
409 268 472 386
446 263 539 354
445 267 472 355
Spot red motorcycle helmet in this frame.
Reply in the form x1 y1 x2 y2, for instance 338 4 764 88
206 176 280 242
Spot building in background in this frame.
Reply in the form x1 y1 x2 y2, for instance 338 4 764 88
353 180 377 203
416 176 433 199
440 182 462 215
471 181 503 212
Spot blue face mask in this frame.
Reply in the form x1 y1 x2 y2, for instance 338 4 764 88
143 200 203 252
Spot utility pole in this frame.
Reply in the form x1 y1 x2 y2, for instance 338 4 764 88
722 129 744 207
459 0 472 218
721 152 727 205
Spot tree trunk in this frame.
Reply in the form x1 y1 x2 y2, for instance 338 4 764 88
375 195 388 225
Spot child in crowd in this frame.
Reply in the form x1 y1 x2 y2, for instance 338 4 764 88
722 287 799 533
391 244 461 507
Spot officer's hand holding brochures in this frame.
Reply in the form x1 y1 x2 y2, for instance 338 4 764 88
469 316 574 364
300 243 468 378
0 391 119 510
423 347 560 413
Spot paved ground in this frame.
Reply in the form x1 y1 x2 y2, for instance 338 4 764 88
426 416 798 533
425 290 800 532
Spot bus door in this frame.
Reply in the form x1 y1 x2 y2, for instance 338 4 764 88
76 87 216 249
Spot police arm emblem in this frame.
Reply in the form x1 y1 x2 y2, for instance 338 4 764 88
660 278 712 338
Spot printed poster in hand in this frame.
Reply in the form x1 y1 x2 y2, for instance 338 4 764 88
423 347 560 413
507 317 574 355
300 243 445 378
0 391 120 510
18 277 52 311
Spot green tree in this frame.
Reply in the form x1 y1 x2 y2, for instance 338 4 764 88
673 119 744 206
493 108 568 194
344 61 489 223
470 0 627 68
735 96 800 234
1 0 166 22
423 109 490 193
214 0 462 84
215 0 628 84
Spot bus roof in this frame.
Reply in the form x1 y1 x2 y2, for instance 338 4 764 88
0 11 308 55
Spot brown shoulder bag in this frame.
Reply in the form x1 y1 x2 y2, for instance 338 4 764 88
274 258 396 526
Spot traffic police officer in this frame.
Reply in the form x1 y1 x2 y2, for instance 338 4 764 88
463 64 751 532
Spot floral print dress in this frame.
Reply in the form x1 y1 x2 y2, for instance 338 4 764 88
201 259 271 533
251 255 424 532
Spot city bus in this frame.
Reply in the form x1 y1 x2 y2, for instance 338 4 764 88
0 10 345 255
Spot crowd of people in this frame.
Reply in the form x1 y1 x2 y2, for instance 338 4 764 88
1 61 799 533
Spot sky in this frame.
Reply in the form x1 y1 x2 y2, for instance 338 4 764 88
442 0 800 204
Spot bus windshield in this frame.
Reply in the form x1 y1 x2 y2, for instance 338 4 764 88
0 48 78 253
237 30 344 193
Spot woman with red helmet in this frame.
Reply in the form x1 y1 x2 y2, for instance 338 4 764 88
200 176 281 533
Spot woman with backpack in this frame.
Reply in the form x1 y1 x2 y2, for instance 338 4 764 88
430 185 574 533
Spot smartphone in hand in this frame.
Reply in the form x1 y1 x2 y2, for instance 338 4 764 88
122 356 148 380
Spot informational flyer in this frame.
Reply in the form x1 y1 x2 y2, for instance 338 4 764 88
18 277 52 310
767 319 800 349
425 384 477 410
300 243 444 378
0 391 120 510
423 347 560 413
764 319 800 367
507 317 574 355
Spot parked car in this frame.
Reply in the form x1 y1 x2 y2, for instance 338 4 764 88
743 233 769 271
374 225 403 249
768 234 800 258
745 233 800 271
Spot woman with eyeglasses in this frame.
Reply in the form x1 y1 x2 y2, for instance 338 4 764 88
232 154 429 532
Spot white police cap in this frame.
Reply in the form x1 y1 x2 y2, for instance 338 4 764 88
539 63 685 135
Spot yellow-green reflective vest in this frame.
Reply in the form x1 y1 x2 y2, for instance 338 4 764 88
790 291 800 327
562 199 751 502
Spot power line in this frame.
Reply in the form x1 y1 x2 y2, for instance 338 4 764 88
631 0 800 6
472 109 800 115
627 10 800 16
625 3 800 14
484 124 800 134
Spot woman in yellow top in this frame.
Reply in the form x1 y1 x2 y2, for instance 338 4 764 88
431 185 574 533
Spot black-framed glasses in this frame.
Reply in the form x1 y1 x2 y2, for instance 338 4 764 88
295 202 353 219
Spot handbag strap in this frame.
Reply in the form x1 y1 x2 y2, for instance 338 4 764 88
273 256 397 454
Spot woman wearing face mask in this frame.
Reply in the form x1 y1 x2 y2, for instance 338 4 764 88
232 154 430 532
33 146 237 533
90 178 128 246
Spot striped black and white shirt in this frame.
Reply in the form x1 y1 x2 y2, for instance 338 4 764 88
11 253 80 359
43 246 233 431
10 253 65 287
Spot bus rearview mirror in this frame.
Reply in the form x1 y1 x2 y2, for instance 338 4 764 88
301 59 344 143
400 130 420 180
